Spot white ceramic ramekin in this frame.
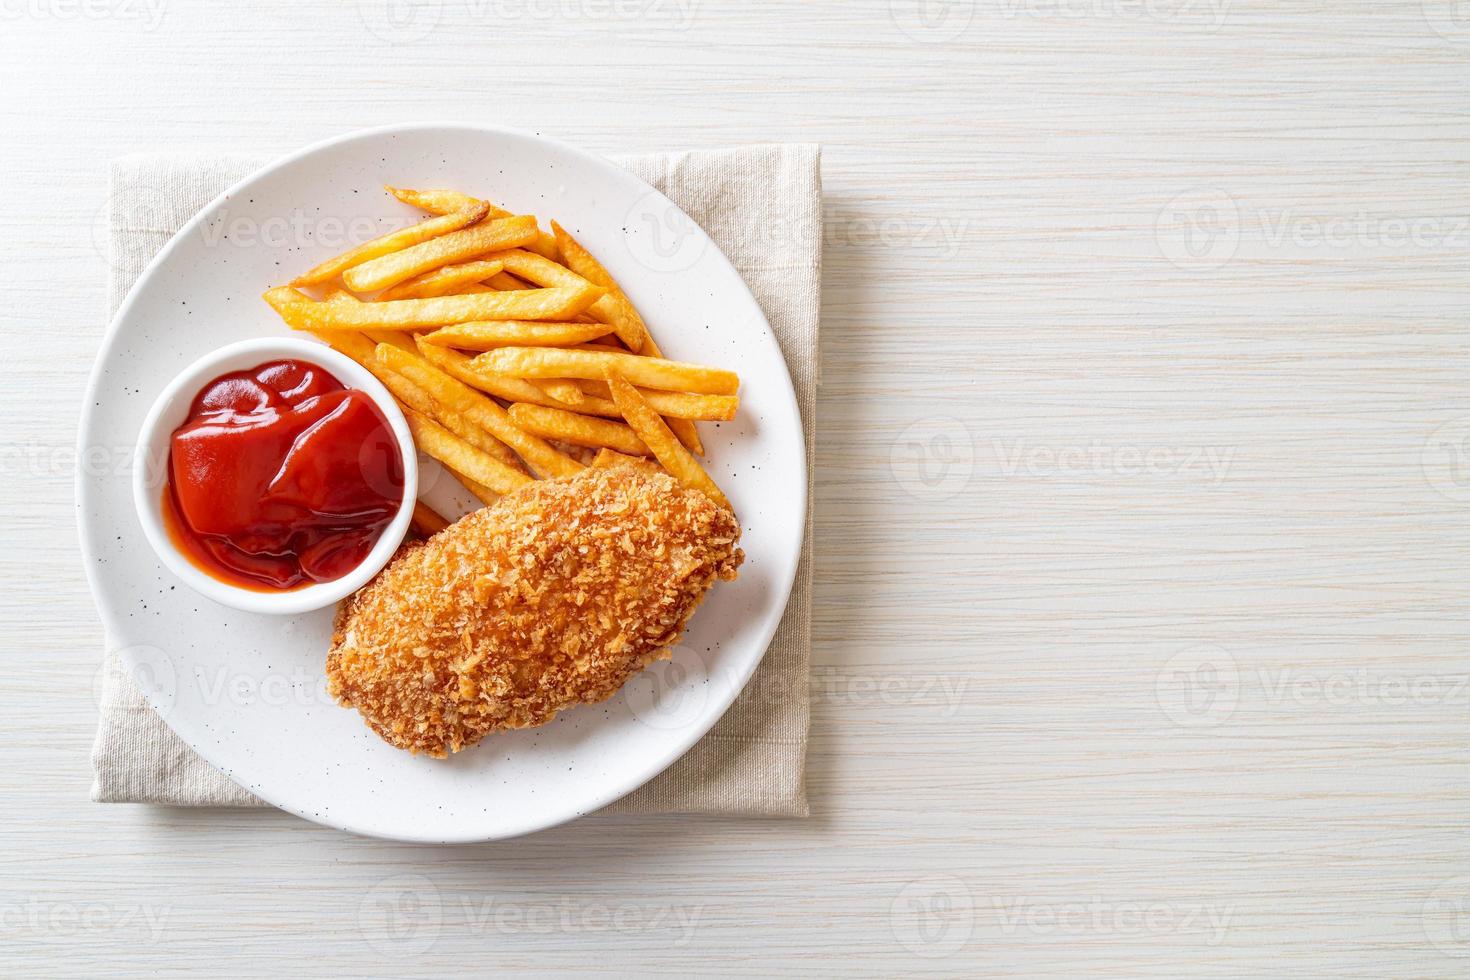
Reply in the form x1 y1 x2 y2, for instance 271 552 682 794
132 337 417 615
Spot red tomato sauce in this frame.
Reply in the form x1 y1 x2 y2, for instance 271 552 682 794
162 359 404 591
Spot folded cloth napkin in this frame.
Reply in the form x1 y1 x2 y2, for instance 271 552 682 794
91 141 820 818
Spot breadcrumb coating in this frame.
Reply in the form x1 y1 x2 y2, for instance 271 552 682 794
326 466 743 757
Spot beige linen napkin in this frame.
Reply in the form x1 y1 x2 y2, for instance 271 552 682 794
91 142 819 818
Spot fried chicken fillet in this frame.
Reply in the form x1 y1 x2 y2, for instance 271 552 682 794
326 466 743 757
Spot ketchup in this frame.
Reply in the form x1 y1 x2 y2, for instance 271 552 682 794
163 359 404 591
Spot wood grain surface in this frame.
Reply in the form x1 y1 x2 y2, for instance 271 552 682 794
5 0 1470 975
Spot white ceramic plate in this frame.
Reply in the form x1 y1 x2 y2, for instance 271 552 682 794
77 124 806 842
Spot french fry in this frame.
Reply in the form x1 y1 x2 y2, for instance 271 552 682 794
342 215 538 292
547 294 700 449
411 501 451 537
591 448 664 476
591 448 662 473
304 317 734 422
484 271 537 291
420 320 612 350
638 333 704 455
531 379 586 407
263 284 315 312
551 221 650 352
376 259 506 301
267 285 604 331
386 186 560 259
488 248 588 288
486 249 643 350
306 327 376 364
471 347 738 396
404 409 533 496
569 381 738 422
668 420 703 456
605 373 729 509
363 329 417 353
414 339 580 409
386 186 483 214
300 322 524 472
377 344 584 479
369 358 525 472
508 403 650 456
290 204 490 287
414 332 733 423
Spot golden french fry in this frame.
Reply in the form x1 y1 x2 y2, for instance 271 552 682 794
668 419 703 456
488 248 587 287
414 339 579 410
376 259 506 301
377 344 583 479
471 347 738 396
305 327 376 364
290 204 490 287
370 359 525 472
508 403 650 456
550 221 650 352
530 235 562 262
605 373 729 509
420 319 612 350
267 285 604 331
570 381 738 422
386 186 483 214
307 320 731 422
531 379 586 407
263 284 314 312
301 324 523 472
404 409 533 496
484 271 537 291
591 448 663 475
411 501 451 536
637 332 703 455
554 316 701 450
485 248 642 348
343 215 537 292
363 329 417 353
386 186 560 259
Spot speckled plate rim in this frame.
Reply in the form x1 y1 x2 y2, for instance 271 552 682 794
76 123 807 842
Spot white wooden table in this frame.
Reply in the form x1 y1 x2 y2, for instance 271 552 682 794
6 1 1470 975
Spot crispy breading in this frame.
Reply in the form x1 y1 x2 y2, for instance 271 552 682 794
326 467 742 757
